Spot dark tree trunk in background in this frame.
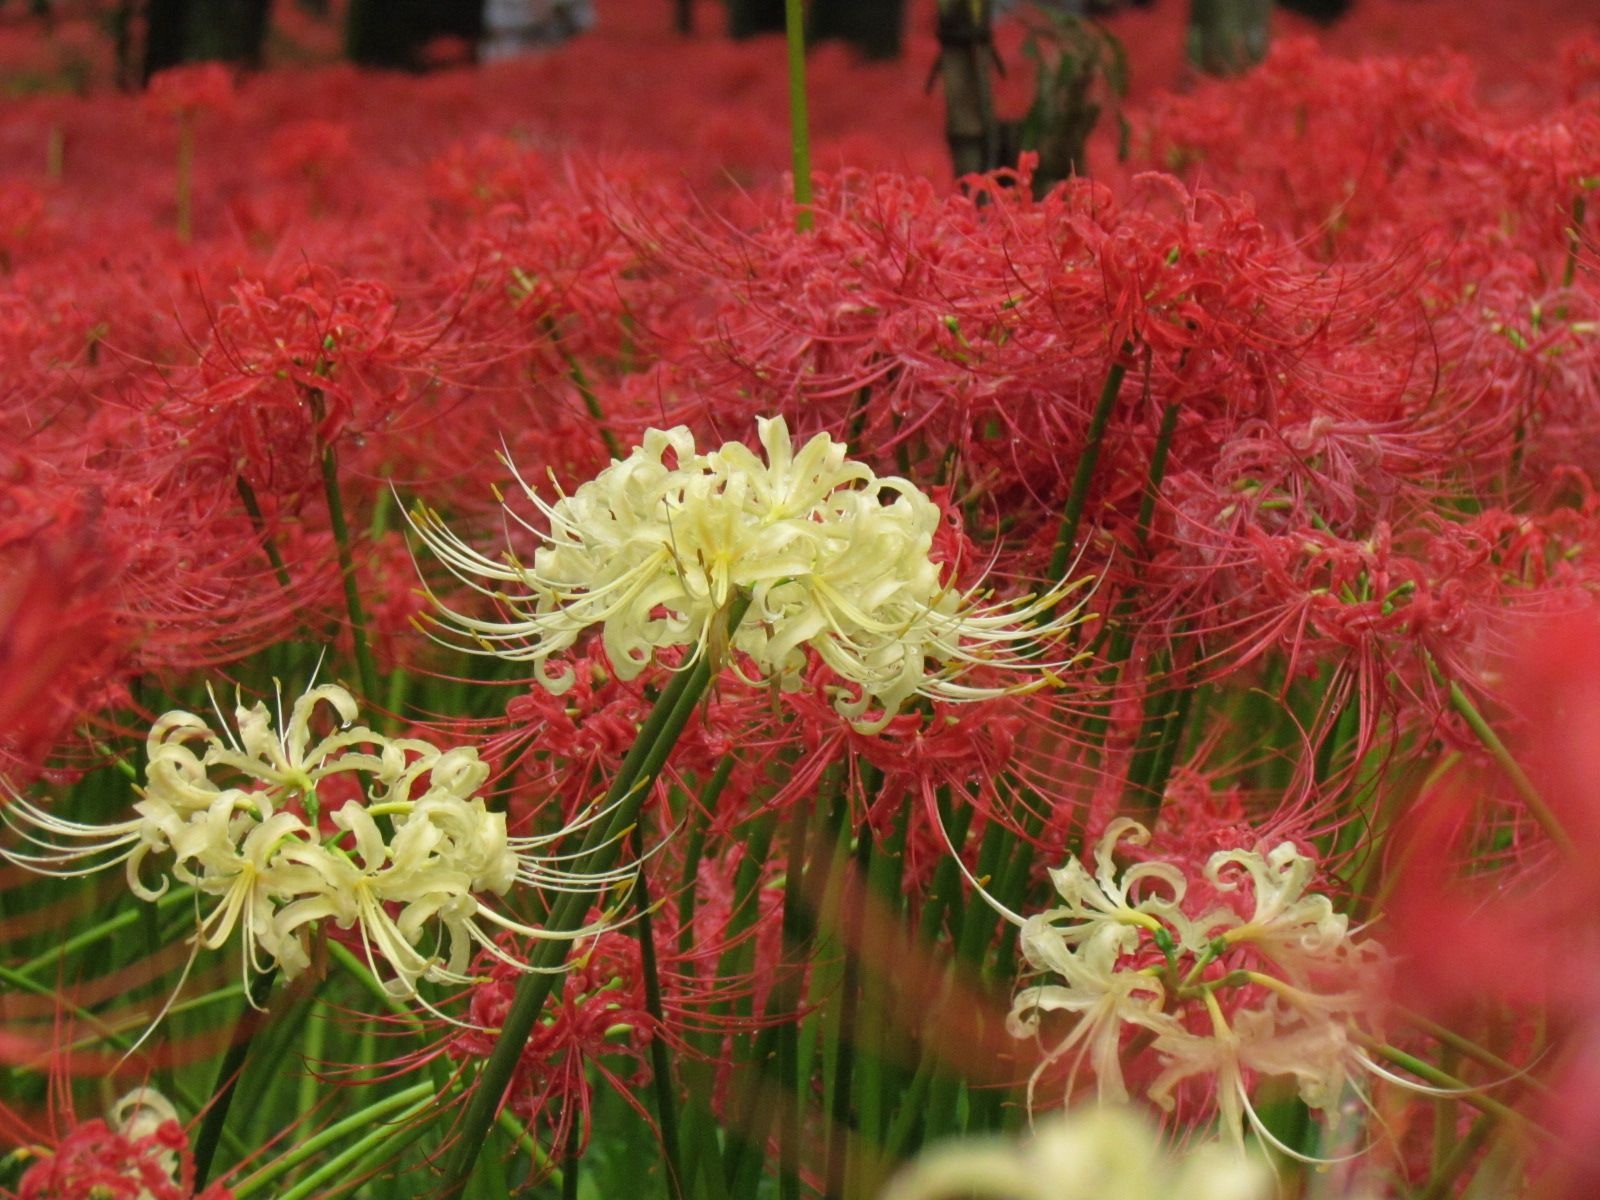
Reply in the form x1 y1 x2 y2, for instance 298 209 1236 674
675 0 693 34
347 0 482 68
187 0 273 67
810 0 905 60
140 0 274 80
238 0 272 66
1277 0 1351 22
141 0 190 81
727 0 783 39
936 0 1001 178
1188 0 1270 75
347 0 427 67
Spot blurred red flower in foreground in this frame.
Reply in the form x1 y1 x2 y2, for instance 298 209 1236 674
1389 608 1600 1195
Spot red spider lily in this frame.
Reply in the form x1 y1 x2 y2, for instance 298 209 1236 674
143 64 237 121
1386 610 1600 1195
445 928 659 1168
11 1117 233 1200
0 494 123 771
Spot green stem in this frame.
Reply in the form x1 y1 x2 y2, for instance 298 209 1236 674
312 394 381 706
231 1082 434 1199
193 966 279 1188
826 821 869 1200
559 342 624 461
1400 1008 1550 1094
11 886 194 980
774 803 813 1200
1360 1038 1547 1135
235 474 293 590
562 1100 583 1200
1419 1113 1496 1200
271 1092 435 1200
1564 194 1587 291
1448 680 1572 854
438 597 748 1198
784 0 813 231
1044 355 1127 593
631 827 687 1200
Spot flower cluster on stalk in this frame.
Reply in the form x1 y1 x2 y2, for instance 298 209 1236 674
411 415 1085 731
1007 819 1393 1156
2 683 616 1005
13 1088 230 1200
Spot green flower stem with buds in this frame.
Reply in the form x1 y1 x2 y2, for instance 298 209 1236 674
438 596 750 1198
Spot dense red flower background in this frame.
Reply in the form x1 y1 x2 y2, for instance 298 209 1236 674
6 1 1600 1196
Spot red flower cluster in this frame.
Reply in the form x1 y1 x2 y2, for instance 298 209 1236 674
15 1117 230 1200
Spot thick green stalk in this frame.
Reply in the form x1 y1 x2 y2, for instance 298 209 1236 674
439 598 747 1197
1044 356 1128 592
785 0 813 230
193 966 279 1188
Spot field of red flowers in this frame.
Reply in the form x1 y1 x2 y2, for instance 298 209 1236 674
5 2 1600 1198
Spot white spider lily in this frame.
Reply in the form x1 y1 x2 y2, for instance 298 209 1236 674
2 682 618 1017
409 416 1087 731
880 1105 1272 1200
1004 821 1398 1157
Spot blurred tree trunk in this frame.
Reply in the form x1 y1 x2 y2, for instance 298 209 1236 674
1277 0 1350 21
675 0 693 34
141 0 190 81
140 0 274 80
348 0 482 67
727 0 783 38
1016 14 1126 195
1187 0 1269 75
810 0 904 60
936 0 1000 178
188 0 273 66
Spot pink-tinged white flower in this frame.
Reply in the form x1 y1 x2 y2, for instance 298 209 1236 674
409 416 1086 731
3 683 618 1013
880 1104 1273 1200
1003 820 1393 1157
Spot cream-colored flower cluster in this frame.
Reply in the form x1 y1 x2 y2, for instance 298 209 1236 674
411 417 1083 730
1007 819 1390 1156
879 1105 1272 1200
4 684 611 1001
